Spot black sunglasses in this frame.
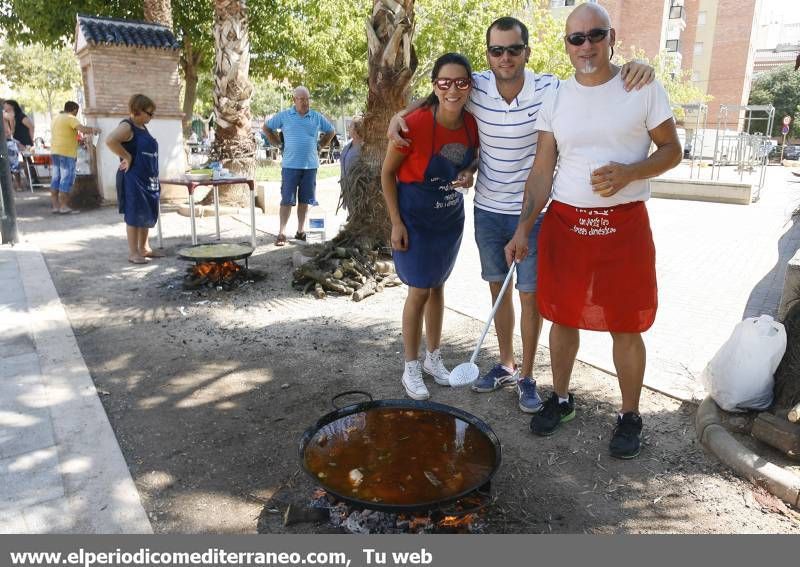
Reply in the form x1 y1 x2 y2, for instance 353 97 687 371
487 44 527 58
143 109 154 117
433 77 472 91
565 28 611 46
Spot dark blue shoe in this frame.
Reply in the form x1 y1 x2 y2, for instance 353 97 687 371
471 364 519 393
609 412 643 459
530 392 575 436
517 377 543 413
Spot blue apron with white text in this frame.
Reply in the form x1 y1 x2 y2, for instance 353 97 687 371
116 119 160 228
393 112 474 289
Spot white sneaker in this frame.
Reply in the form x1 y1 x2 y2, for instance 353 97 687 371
402 361 429 400
423 349 451 386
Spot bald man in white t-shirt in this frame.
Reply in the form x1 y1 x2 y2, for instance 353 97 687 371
506 3 681 459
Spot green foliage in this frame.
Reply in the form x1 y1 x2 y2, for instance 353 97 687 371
525 7 573 80
0 43 81 117
614 45 711 121
749 65 800 138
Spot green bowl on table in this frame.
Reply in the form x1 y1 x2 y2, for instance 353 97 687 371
186 168 212 181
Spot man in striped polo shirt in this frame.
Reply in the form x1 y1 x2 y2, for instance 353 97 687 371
389 17 653 412
264 86 335 246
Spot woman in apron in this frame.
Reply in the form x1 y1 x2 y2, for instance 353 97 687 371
106 94 163 264
381 53 479 400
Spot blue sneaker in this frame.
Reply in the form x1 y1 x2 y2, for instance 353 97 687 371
517 376 543 413
471 364 519 393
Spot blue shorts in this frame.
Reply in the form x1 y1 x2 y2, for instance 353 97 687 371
280 168 318 206
50 154 77 193
474 206 544 293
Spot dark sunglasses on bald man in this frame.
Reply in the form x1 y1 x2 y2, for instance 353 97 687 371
433 77 472 91
487 44 527 58
565 28 611 46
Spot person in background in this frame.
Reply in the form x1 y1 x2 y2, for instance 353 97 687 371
263 86 335 246
49 101 101 214
3 104 22 191
4 100 37 186
505 3 681 458
106 94 163 265
340 117 364 180
381 53 480 400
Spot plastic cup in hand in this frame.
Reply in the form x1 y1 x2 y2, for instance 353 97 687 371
589 161 606 185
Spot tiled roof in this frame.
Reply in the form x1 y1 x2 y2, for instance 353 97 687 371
77 14 180 50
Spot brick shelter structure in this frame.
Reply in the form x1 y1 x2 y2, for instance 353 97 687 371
75 14 187 203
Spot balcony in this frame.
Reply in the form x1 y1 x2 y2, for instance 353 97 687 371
669 5 684 19
667 3 687 33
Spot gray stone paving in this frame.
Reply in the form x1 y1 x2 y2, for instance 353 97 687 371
0 246 151 534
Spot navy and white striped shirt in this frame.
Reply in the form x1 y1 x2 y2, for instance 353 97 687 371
467 69 559 215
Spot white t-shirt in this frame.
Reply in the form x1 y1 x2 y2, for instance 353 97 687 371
467 69 560 215
537 73 674 208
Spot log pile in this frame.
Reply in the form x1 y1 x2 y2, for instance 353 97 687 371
292 238 400 301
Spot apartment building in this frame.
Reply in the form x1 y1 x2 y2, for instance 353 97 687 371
546 0 762 122
752 0 800 76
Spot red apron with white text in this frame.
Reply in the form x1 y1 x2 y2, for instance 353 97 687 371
537 200 657 333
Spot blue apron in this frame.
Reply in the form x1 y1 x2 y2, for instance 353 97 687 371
116 119 160 228
393 109 475 289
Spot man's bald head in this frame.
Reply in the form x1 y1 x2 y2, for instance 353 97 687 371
565 2 611 33
292 86 311 115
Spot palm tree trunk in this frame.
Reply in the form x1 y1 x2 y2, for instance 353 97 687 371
143 0 173 29
294 0 416 299
211 0 256 206
339 0 417 243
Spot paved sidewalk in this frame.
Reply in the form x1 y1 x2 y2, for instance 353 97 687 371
0 244 151 533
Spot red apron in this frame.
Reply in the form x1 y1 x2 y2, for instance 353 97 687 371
537 200 657 333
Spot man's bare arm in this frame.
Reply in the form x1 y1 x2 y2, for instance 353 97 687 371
386 98 427 148
506 131 558 264
262 126 282 147
591 118 682 197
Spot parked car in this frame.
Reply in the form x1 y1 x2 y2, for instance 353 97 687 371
783 145 800 161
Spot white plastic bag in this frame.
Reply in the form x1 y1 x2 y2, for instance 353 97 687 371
700 315 786 412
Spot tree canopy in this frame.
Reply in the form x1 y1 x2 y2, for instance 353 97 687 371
749 65 800 138
0 42 81 118
1 0 706 126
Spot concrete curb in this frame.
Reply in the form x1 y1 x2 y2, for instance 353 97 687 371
13 243 153 533
695 396 800 508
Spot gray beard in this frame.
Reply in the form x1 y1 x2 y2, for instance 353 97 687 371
579 60 597 74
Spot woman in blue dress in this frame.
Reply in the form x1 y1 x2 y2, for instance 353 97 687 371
106 94 163 264
381 53 480 400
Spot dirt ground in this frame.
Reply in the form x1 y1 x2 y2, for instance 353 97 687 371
14 193 800 534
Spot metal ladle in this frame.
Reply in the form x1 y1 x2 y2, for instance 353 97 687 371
449 262 517 387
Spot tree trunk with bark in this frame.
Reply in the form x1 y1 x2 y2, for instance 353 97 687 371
293 0 417 299
143 0 173 29
775 300 800 410
180 38 202 139
340 0 417 242
210 0 256 206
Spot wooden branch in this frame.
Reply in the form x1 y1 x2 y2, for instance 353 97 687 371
353 278 378 302
789 402 800 423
